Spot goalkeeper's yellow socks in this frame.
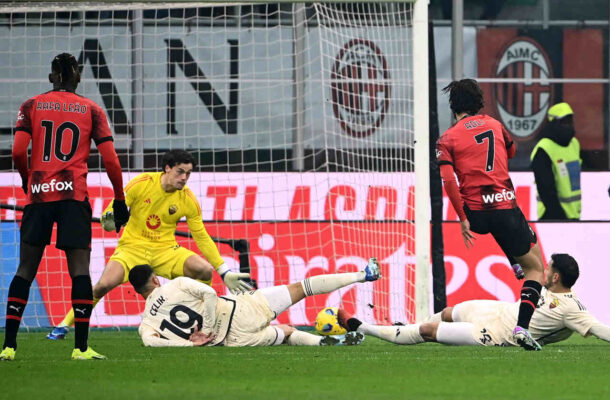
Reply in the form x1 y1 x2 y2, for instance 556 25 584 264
59 297 100 328
59 308 74 328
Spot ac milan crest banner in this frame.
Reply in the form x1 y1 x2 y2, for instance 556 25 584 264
477 28 605 169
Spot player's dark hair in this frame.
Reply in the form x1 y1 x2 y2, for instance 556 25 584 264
161 150 197 171
442 79 484 116
551 253 579 288
50 53 80 85
129 264 154 294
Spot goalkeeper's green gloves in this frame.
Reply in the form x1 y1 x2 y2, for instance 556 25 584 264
101 210 116 232
217 264 253 294
101 199 130 233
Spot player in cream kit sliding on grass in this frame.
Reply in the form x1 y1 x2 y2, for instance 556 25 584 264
128 258 382 347
339 254 610 348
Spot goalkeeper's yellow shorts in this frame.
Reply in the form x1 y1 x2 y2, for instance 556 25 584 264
110 243 198 283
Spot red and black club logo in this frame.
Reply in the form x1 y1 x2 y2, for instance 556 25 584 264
330 39 391 138
492 37 553 140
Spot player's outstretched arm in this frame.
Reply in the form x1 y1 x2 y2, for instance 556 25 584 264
97 140 129 232
184 192 252 293
93 103 130 231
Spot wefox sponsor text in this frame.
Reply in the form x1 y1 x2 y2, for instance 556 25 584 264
482 189 515 204
30 179 74 194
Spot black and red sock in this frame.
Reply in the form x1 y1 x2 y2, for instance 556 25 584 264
3 275 31 350
517 280 542 329
72 275 93 352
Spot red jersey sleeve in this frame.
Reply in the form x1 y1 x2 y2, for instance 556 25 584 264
501 125 516 159
15 98 35 135
12 131 31 186
435 134 454 166
440 164 466 221
91 103 114 145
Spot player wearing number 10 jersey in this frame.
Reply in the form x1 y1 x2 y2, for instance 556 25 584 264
1 53 129 361
435 79 546 351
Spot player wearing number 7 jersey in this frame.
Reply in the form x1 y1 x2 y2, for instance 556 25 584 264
1 53 129 361
435 79 545 351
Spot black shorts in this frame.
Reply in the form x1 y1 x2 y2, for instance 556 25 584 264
21 199 92 250
464 205 537 258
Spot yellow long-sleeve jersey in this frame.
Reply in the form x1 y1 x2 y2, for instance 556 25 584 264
104 172 224 269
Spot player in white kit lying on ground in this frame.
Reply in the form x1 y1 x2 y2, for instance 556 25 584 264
339 254 610 349
128 258 381 347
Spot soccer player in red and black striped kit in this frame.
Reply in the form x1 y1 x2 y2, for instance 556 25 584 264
436 79 545 351
0 53 130 360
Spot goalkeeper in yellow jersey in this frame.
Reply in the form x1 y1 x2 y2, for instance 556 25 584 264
47 150 251 340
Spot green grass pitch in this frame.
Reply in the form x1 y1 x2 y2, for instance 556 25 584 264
0 330 608 399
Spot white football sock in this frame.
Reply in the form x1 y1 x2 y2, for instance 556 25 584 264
286 330 324 346
301 272 364 296
435 322 480 346
357 322 424 345
423 312 442 323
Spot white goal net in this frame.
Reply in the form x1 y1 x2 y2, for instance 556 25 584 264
0 1 429 329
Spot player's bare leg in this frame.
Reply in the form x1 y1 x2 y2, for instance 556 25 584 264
91 260 129 299
422 306 454 323
182 255 214 282
514 243 544 283
1 242 45 359
441 307 454 322
512 243 544 351
48 259 126 339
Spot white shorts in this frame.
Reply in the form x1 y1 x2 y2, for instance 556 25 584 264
453 300 514 347
224 290 281 347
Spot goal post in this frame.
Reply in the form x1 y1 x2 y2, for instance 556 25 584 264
0 0 431 329
412 0 430 323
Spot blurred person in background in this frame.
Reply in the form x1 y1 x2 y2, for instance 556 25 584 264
531 102 582 220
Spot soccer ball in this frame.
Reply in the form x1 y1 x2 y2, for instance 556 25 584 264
315 307 347 336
